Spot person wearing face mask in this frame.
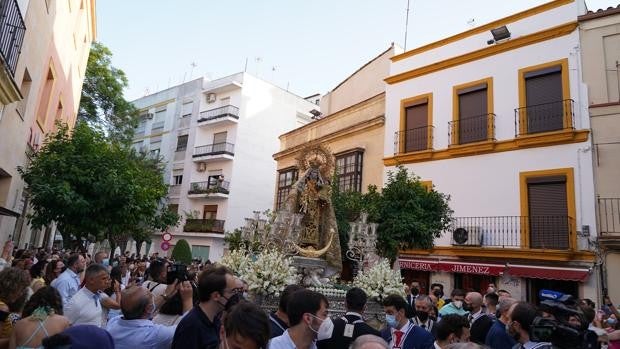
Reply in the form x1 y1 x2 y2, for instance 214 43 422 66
94 251 109 268
439 289 468 318
317 287 381 349
106 281 193 349
430 284 446 310
171 265 237 349
269 289 332 349
463 292 492 345
406 282 421 307
380 294 434 349
270 284 304 338
412 295 436 335
433 314 470 348
485 297 517 349
506 302 553 349
217 302 270 349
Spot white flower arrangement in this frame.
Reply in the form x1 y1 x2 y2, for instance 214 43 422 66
352 258 404 301
219 249 252 276
240 250 300 297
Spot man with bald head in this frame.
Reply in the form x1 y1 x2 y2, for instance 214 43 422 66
463 292 493 344
106 281 193 349
350 334 389 349
485 297 517 349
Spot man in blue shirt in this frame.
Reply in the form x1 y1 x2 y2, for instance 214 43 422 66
51 253 85 306
485 297 517 349
172 265 237 349
107 281 193 349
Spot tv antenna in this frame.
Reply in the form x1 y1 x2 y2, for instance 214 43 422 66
404 0 411 51
189 62 197 79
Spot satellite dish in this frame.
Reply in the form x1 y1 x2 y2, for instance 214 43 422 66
453 227 469 244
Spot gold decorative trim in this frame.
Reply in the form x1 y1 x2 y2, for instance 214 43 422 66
384 129 589 166
385 22 578 85
391 0 574 62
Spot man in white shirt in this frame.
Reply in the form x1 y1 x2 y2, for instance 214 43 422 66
51 253 85 306
142 259 168 298
65 263 110 327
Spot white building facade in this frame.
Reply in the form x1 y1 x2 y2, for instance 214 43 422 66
384 0 600 302
132 73 315 262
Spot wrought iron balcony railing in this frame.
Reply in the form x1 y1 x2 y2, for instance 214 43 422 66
0 0 26 76
198 105 239 123
449 113 495 145
514 99 574 136
448 215 573 250
193 142 235 157
188 180 230 195
183 219 225 233
394 125 434 155
598 198 620 236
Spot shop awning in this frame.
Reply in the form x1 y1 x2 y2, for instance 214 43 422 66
0 206 20 217
506 264 591 282
398 258 440 271
438 261 505 276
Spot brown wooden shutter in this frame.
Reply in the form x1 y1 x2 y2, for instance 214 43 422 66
404 102 428 152
527 176 569 249
525 67 563 133
458 86 488 144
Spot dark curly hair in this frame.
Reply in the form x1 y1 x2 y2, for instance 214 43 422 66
22 286 64 317
44 260 63 285
0 267 30 304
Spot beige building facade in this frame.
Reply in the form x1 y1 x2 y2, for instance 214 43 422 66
0 0 97 248
273 45 402 211
579 7 620 302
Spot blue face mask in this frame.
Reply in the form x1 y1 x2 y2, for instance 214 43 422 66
102 258 110 267
385 314 398 328
608 318 617 326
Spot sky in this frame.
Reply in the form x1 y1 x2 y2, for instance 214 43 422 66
97 0 617 101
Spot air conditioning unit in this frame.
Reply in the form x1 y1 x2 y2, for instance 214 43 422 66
197 162 207 172
146 112 154 119
451 226 483 246
206 93 216 103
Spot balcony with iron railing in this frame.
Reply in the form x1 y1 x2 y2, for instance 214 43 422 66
192 142 235 162
514 99 574 137
394 126 434 155
449 113 496 146
598 198 620 249
0 0 26 77
187 180 230 199
447 215 573 250
183 219 225 233
197 105 239 126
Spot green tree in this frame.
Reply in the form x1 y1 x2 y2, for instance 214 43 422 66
377 166 453 260
18 123 178 249
171 239 192 264
79 42 138 144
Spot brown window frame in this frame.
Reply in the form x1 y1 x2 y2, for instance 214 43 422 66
276 167 298 210
335 149 364 192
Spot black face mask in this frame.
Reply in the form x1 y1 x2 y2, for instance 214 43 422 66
433 290 443 298
417 311 429 322
411 287 419 296
462 302 473 312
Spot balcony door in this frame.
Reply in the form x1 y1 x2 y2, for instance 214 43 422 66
203 205 218 220
404 100 428 152
527 176 569 249
213 132 227 153
525 66 564 133
458 84 488 144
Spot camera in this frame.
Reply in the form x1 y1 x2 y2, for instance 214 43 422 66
530 290 589 349
166 263 189 284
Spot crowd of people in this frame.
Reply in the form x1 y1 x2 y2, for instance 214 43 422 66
0 239 619 349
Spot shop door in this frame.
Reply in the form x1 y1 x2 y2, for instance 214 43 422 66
401 270 430 295
454 273 497 294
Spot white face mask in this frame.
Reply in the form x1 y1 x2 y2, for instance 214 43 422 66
452 300 463 309
308 314 334 341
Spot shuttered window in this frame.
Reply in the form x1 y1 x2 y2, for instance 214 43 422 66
458 84 488 144
276 168 298 210
404 99 429 152
527 175 569 249
525 66 563 133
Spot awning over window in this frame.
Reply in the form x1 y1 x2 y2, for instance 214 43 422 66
506 264 590 282
398 258 440 272
438 261 505 276
0 206 20 217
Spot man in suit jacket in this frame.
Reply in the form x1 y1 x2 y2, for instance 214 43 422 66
317 288 381 349
380 294 434 349
463 292 493 345
405 281 421 307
